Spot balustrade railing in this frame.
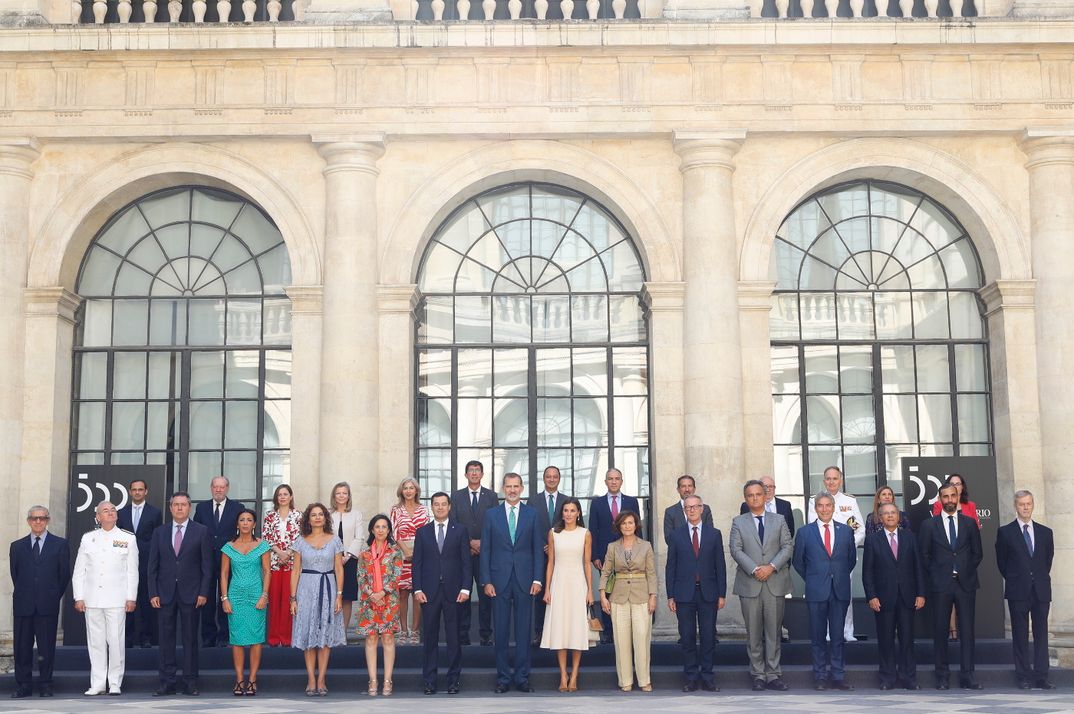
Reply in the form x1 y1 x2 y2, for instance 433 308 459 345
76 0 296 22
754 0 978 18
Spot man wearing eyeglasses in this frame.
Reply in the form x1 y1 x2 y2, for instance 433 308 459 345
9 506 71 699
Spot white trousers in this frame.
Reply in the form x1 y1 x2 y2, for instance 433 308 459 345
86 607 126 691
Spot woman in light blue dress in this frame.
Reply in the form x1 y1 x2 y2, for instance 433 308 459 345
289 502 345 696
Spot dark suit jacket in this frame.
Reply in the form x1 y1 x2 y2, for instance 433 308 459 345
589 493 641 563
665 522 727 603
412 519 472 602
663 502 713 545
148 520 213 605
996 519 1053 602
792 520 856 602
479 503 544 592
919 512 983 593
118 502 163 572
862 527 925 608
739 497 795 538
193 498 246 553
9 533 71 617
529 491 569 539
452 487 498 542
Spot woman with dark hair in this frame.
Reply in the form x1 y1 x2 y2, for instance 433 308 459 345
540 497 592 692
600 510 656 692
930 474 981 641
289 503 345 696
263 484 301 646
220 509 271 695
865 485 910 533
356 514 403 696
328 482 364 630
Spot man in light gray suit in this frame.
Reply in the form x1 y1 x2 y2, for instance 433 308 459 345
730 479 793 692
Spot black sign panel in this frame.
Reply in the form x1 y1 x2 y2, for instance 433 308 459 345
63 464 168 645
902 456 1003 639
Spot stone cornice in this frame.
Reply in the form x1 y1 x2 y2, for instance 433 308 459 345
673 130 746 173
24 287 80 324
737 280 777 312
641 281 685 312
376 283 419 315
980 279 1036 316
0 137 39 180
284 284 324 315
314 134 386 176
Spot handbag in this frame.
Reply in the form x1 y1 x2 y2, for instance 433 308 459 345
587 603 604 632
605 570 616 595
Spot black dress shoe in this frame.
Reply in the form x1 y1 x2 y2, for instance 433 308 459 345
183 685 201 696
459 636 471 646
1036 680 1057 690
682 681 698 692
936 680 950 690
766 678 789 691
904 683 921 690
813 679 828 691
752 678 766 691
960 681 982 690
699 680 719 692
447 684 460 695
516 682 534 693
480 637 493 647
1018 680 1033 690
424 687 437 695
153 686 177 697
494 684 510 694
10 688 32 699
879 683 894 691
830 680 854 691
39 686 53 697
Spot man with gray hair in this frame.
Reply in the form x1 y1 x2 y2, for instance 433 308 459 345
807 466 864 642
192 475 245 648
72 501 139 695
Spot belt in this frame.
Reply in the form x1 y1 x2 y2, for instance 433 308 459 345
614 573 646 580
301 568 334 630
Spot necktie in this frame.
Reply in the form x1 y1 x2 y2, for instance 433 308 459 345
214 502 221 526
437 522 445 553
508 506 517 544
611 495 619 519
691 526 700 556
889 531 898 560
756 515 765 543
948 516 957 549
173 524 184 555
548 494 555 525
1023 523 1034 556
133 506 141 532
32 537 41 558
471 491 478 511
823 523 832 556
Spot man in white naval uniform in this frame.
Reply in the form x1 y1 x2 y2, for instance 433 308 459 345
807 467 865 642
72 501 139 696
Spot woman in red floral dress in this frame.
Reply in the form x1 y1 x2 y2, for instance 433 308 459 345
388 477 430 644
262 484 302 646
357 515 403 696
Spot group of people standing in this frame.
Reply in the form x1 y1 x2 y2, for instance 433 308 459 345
7 462 1055 698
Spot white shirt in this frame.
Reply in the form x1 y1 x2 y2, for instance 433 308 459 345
884 527 899 549
764 499 776 514
944 512 959 544
607 492 622 511
750 512 767 537
807 491 865 547
1018 518 1035 551
688 522 702 549
816 518 836 545
172 520 189 544
131 503 144 531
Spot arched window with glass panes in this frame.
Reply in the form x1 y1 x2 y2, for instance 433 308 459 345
770 180 993 519
71 186 292 514
415 182 650 512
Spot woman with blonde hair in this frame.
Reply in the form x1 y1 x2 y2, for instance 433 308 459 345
388 477 430 643
328 482 365 630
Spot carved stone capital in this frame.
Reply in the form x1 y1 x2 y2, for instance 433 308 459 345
641 281 685 313
377 283 419 315
737 280 777 312
979 279 1036 316
673 130 746 174
284 284 324 316
1022 130 1074 170
24 287 80 325
0 138 40 181
313 134 386 177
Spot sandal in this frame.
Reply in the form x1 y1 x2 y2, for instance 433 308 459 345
318 687 328 697
305 687 317 697
367 679 378 696
245 680 257 696
383 679 393 696
233 681 247 696
949 629 959 642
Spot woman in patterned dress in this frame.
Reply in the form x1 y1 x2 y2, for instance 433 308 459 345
220 509 271 695
388 477 430 643
356 514 403 696
263 484 302 646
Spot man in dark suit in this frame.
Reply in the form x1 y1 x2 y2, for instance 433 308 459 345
529 465 568 645
413 491 473 695
149 492 213 696
589 467 641 643
739 475 795 538
9 505 70 699
117 478 162 648
996 489 1054 690
862 502 926 690
665 495 726 692
664 474 713 545
191 475 244 648
480 473 544 693
792 492 856 691
452 459 498 646
919 482 983 690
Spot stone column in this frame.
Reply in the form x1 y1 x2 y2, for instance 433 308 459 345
313 135 385 512
377 284 417 512
284 285 323 503
979 281 1044 521
673 131 746 519
1022 132 1074 633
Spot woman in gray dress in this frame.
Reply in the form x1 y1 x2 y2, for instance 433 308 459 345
289 502 345 696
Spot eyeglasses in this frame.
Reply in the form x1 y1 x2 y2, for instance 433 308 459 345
684 504 703 510
27 516 49 522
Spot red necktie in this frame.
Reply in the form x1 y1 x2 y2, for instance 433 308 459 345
611 495 619 519
823 523 832 557
691 526 700 556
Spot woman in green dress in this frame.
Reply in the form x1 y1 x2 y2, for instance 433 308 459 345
221 508 271 695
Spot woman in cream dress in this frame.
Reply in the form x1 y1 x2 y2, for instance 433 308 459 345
540 497 592 692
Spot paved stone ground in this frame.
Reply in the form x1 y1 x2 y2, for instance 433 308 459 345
0 689 1071 713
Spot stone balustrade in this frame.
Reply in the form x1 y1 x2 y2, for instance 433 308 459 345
754 0 982 18
76 0 297 22
393 0 660 20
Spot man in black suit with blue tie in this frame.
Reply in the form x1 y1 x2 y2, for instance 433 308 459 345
452 459 498 646
149 492 213 696
996 489 1055 690
9 505 70 699
589 468 640 643
413 492 472 695
192 475 244 648
919 483 983 691
862 502 925 690
529 465 568 645
117 479 162 648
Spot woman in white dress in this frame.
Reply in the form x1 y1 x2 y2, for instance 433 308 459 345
541 497 592 692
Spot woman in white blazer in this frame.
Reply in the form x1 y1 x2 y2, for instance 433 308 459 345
329 481 365 630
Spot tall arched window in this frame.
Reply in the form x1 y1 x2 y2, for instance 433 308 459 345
770 180 992 515
415 182 650 503
72 186 292 512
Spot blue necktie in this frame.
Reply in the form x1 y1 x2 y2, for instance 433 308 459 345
756 515 765 543
1023 524 1034 556
508 506 517 544
948 516 957 550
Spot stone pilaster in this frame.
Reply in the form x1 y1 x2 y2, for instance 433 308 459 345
284 284 323 504
738 281 778 482
377 283 418 514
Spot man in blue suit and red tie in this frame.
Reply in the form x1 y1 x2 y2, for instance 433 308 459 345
413 491 472 696
793 492 856 691
665 494 726 692
589 468 640 643
480 472 544 693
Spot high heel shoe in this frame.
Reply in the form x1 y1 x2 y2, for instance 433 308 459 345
367 679 378 696
383 679 394 696
567 675 578 692
558 676 569 692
